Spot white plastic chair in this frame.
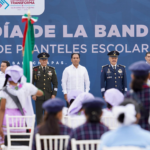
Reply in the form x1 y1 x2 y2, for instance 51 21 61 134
1 114 35 150
71 138 100 150
36 134 69 150
102 146 145 150
101 116 119 130
62 116 86 128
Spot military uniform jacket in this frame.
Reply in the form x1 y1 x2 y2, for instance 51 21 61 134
100 64 127 97
33 65 58 100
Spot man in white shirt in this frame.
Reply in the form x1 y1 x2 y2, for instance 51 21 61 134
61 53 90 102
0 61 10 89
145 52 150 86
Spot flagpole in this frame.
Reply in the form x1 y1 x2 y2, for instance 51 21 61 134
28 7 30 19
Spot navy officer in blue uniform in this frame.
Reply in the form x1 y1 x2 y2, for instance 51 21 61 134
100 51 127 97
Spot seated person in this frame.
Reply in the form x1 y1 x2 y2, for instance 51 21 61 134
67 90 83 106
65 93 94 128
103 88 124 117
63 90 83 116
68 92 94 116
32 98 72 150
99 99 150 150
67 97 109 150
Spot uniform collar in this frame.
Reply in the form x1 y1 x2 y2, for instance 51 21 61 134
40 65 47 69
111 64 117 68
0 71 5 74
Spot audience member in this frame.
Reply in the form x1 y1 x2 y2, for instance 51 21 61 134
125 61 150 130
99 99 150 149
0 61 10 89
67 90 83 106
103 88 124 117
0 65 43 147
32 98 72 150
67 97 109 150
68 92 94 116
63 90 83 116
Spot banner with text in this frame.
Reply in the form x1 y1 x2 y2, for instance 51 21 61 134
0 0 150 98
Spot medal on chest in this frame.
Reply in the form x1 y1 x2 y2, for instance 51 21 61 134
118 69 122 74
48 71 52 76
107 69 111 74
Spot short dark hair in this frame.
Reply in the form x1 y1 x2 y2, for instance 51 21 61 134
146 52 150 56
71 53 80 58
2 61 10 67
107 102 112 109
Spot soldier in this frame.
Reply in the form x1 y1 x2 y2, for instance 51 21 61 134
100 51 127 97
32 52 58 124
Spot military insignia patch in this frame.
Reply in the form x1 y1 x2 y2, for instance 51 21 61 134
107 69 111 73
118 69 122 74
34 68 38 71
113 51 116 56
107 76 112 79
34 75 37 79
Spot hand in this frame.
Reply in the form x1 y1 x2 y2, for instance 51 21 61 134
51 95 55 99
0 127 4 140
103 96 105 99
64 94 68 102
32 95 37 101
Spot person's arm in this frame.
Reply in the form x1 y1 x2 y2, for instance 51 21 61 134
0 98 6 140
28 84 43 100
51 68 58 98
84 68 90 92
101 67 106 97
62 69 68 102
35 90 44 97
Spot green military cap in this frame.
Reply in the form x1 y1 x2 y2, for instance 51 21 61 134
37 53 50 60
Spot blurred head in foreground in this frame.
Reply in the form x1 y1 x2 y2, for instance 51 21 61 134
82 97 105 123
113 98 141 126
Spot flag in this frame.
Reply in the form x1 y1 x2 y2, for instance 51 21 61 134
22 13 38 83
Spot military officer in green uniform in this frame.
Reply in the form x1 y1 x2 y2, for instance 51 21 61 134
32 52 58 124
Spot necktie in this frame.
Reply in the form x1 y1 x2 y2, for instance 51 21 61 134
113 66 115 70
43 67 45 73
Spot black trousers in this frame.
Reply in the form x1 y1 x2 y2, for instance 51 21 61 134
35 99 45 125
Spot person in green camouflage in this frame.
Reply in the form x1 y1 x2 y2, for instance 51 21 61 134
32 52 58 124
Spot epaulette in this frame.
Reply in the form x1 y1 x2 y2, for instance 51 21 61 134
49 66 55 69
102 64 108 68
119 64 126 68
33 66 39 68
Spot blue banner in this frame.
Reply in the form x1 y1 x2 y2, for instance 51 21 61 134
0 0 150 100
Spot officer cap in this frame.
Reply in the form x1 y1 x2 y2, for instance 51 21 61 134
104 88 124 106
129 61 150 76
107 51 119 57
37 53 50 60
82 97 105 109
42 98 65 113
